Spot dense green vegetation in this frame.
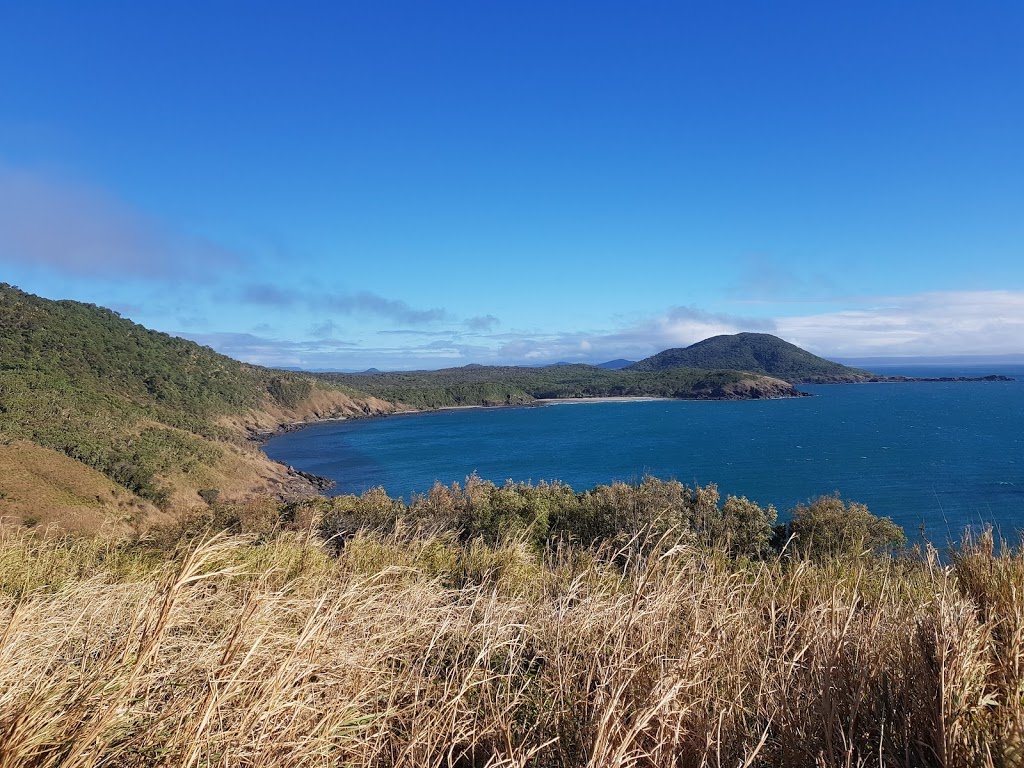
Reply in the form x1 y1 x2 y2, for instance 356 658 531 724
318 363 798 409
628 332 874 383
189 474 904 565
297 475 783 559
0 284 368 506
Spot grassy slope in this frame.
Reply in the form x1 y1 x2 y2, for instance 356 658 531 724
628 332 874 383
0 285 397 530
319 363 800 409
0 440 169 534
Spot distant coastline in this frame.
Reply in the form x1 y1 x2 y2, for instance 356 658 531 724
254 393 762 445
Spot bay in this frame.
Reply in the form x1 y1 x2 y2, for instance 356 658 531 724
265 367 1024 542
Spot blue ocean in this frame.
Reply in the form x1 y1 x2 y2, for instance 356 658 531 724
265 365 1024 543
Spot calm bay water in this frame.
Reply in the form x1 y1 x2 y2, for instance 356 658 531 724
265 366 1024 541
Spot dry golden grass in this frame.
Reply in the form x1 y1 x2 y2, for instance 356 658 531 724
215 386 401 439
0 442 165 536
0 525 1021 767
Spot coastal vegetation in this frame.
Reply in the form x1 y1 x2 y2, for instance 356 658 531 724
0 492 1017 767
289 475 786 558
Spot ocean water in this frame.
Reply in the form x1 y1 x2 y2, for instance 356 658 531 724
265 367 1024 542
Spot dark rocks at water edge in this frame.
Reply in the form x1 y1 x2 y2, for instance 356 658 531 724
288 467 336 491
249 418 350 446
270 465 338 500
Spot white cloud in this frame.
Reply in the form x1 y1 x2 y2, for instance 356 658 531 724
777 291 1024 356
179 332 361 368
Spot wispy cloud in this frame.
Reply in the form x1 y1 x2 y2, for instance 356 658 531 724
242 284 295 306
0 168 238 278
464 314 500 332
179 331 362 367
377 329 456 337
328 291 449 324
241 283 450 325
309 321 336 338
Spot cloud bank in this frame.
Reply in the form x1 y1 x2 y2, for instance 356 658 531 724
777 291 1024 356
179 332 362 368
184 291 1024 371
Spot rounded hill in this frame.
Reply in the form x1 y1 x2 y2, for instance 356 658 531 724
627 333 873 383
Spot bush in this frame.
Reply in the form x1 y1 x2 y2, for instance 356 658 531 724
320 475 778 559
785 495 906 560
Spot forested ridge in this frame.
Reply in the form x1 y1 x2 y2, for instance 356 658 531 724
0 284 390 518
318 363 799 409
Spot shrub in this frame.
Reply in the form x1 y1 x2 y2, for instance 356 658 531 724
785 495 906 560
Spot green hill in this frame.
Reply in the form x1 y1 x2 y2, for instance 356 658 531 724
0 284 395 530
628 333 874 383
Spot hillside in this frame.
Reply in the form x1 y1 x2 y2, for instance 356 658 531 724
628 333 874 383
318 363 801 410
0 284 396 531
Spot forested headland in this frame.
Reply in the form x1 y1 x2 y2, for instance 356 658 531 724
318 363 799 410
0 284 397 531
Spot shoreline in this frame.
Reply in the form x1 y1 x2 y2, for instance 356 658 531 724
255 387 821 445
535 395 675 405
256 391 796 446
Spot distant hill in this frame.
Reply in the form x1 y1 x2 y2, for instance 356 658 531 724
0 284 395 532
628 333 873 383
596 359 635 370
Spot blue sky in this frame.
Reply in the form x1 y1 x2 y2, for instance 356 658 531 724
1 1 1022 369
